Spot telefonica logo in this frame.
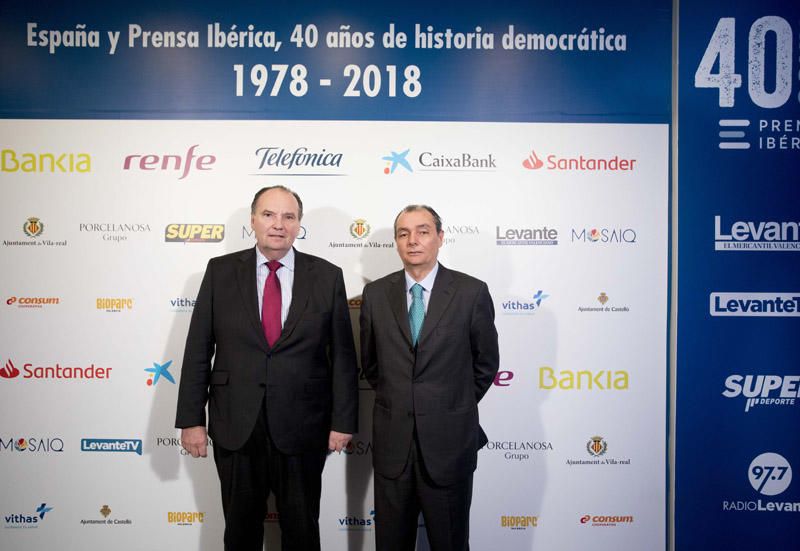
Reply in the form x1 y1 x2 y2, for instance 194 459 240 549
714 215 800 251
710 293 800 316
2 149 91 173
521 149 636 172
123 145 216 180
253 146 344 175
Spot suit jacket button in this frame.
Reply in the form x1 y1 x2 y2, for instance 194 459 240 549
407 411 413 418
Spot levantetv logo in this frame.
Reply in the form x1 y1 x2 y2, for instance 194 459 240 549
714 215 800 251
722 374 799 412
710 293 800 317
81 438 142 455
4 503 53 528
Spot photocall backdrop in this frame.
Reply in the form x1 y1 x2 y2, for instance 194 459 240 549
0 1 681 549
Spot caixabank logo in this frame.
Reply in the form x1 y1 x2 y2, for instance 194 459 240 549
521 148 637 172
4 503 53 529
722 374 798 413
0 359 112 381
723 452 799 513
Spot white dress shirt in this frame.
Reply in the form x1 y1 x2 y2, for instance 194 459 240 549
256 246 294 326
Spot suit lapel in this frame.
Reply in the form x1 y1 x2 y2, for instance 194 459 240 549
236 248 267 349
273 248 310 348
417 264 456 346
387 270 413 347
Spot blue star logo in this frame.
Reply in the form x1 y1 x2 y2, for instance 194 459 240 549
532 290 549 307
36 503 53 519
382 149 413 174
145 360 175 386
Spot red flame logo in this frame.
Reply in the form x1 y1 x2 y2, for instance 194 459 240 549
522 150 544 170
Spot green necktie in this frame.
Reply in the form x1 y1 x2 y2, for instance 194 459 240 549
409 283 425 346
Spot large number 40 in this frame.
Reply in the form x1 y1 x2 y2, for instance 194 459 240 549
694 16 793 108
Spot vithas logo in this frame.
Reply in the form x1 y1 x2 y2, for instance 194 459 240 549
0 360 20 379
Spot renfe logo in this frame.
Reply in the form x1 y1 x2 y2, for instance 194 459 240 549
710 293 800 316
123 145 216 180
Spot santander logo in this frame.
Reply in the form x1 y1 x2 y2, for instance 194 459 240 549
1 359 20 378
522 150 544 170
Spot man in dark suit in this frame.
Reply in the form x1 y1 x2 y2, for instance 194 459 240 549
360 205 499 550
175 185 358 551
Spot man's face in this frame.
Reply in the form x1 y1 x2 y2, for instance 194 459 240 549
394 209 444 273
250 189 301 259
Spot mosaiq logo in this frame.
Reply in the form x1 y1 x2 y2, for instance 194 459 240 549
571 227 637 244
0 437 64 453
722 374 799 413
714 215 800 251
722 452 799 513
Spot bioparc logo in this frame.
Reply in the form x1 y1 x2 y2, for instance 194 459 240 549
253 146 344 176
710 293 800 317
123 145 216 180
500 516 538 530
0 359 112 381
722 374 799 413
566 436 631 467
144 360 176 387
571 227 637 244
6 296 60 308
337 510 375 531
714 215 800 251
501 290 549 314
0 437 64 453
4 503 53 529
579 514 634 527
96 298 133 312
521 148 637 172
723 452 799 513
165 224 225 243
168 512 205 526
80 438 142 455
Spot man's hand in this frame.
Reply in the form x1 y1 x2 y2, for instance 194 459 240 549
328 430 352 453
181 426 208 458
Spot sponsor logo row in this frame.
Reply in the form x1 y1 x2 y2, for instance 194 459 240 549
1 145 639 176
0 358 174 387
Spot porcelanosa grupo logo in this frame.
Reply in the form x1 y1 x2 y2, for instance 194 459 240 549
722 374 799 413
79 222 152 243
521 148 636 172
254 146 344 176
122 145 216 180
723 452 799 514
382 149 412 174
714 215 800 251
710 293 800 317
482 440 553 462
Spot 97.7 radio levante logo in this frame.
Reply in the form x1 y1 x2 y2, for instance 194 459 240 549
723 452 800 513
694 16 798 151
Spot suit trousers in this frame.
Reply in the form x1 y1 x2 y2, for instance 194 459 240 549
213 398 327 551
374 430 474 551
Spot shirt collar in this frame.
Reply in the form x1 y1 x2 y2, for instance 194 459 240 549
405 262 439 293
255 246 295 272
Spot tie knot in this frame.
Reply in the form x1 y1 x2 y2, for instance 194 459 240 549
267 260 282 273
411 283 424 299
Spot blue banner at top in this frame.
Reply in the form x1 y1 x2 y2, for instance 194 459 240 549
0 0 671 122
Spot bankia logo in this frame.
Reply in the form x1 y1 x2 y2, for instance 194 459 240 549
722 452 799 513
521 148 636 172
144 360 175 387
495 225 558 246
253 146 344 176
2 148 91 173
418 150 497 171
4 503 53 529
710 293 800 317
0 359 111 381
722 374 799 413
571 227 637 244
81 438 142 455
382 149 413 174
714 215 800 251
6 296 60 309
0 437 64 453
538 366 629 391
501 291 549 314
579 514 634 527
123 145 216 180
165 224 225 243
337 510 375 531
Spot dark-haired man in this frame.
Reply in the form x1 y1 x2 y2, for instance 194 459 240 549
360 205 499 550
176 185 358 550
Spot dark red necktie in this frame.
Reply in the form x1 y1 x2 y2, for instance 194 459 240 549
262 260 282 347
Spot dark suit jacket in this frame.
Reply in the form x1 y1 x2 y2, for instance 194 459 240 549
175 247 358 454
360 264 499 486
